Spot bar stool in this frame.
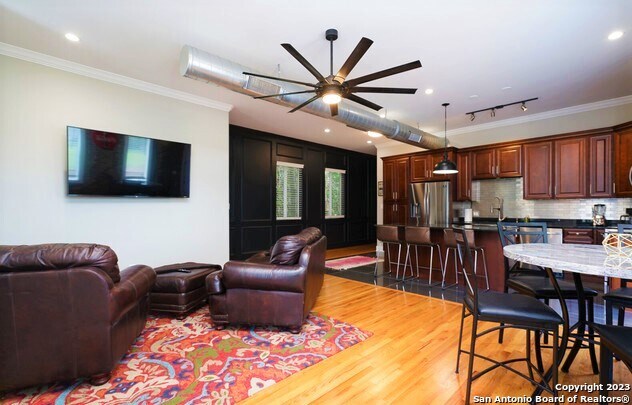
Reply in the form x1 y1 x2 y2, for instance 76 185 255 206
442 228 490 290
403 226 444 284
375 225 404 278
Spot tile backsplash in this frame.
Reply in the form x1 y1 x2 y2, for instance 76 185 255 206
454 178 632 221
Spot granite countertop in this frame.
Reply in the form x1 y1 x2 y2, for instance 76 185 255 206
383 217 628 232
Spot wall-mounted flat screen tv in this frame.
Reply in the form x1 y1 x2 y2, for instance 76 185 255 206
67 126 191 197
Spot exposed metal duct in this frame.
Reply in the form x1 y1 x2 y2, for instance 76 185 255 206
179 45 444 149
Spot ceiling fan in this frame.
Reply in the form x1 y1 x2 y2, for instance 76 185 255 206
243 29 422 116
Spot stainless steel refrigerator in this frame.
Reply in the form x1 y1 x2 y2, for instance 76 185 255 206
409 182 452 225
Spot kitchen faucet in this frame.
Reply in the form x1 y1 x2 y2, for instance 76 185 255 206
491 197 506 221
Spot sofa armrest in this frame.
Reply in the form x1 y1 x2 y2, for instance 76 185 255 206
109 265 156 323
222 261 305 293
206 270 225 295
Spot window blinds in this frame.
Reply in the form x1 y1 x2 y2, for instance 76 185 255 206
276 162 303 220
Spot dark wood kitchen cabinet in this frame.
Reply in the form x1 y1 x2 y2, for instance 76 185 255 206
472 145 522 180
524 141 554 199
456 151 472 201
563 228 595 244
382 156 409 223
589 133 613 197
614 122 632 197
554 137 587 198
410 154 431 182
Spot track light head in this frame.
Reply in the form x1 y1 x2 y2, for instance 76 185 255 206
521 102 527 112
469 113 475 121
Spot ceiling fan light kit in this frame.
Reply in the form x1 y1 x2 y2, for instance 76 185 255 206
466 97 538 121
244 28 422 117
433 103 458 175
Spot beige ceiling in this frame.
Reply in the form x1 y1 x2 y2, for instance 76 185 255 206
1 0 631 154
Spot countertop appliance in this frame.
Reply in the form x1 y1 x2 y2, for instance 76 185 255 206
592 204 606 226
409 182 451 225
620 208 632 224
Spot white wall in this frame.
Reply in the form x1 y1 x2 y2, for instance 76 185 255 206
0 55 230 268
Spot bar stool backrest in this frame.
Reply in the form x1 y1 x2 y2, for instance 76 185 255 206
618 224 632 234
497 222 548 277
405 226 431 245
376 225 399 244
453 228 478 310
444 228 475 248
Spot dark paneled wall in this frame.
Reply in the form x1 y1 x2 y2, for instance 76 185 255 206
230 125 377 259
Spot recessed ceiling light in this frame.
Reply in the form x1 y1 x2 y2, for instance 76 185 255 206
324 128 331 133
424 88 434 95
469 95 479 99
366 140 373 144
65 32 80 42
608 30 624 40
501 86 512 91
367 131 382 138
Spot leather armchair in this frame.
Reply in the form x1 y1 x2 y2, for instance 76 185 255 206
0 244 156 392
207 228 326 332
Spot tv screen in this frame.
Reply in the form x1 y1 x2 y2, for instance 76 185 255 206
67 126 191 197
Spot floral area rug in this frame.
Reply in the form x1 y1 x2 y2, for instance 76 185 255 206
326 255 381 270
1 309 371 404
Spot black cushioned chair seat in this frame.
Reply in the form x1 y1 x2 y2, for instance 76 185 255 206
465 291 563 328
592 324 632 365
604 287 632 302
508 276 598 299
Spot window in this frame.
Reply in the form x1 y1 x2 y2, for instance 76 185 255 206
325 168 346 218
67 127 83 182
276 162 303 220
124 136 151 182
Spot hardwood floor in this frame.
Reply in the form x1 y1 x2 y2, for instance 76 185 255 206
326 244 376 260
244 275 631 404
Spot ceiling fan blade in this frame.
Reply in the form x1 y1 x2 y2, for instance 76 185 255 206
288 94 321 113
254 90 316 99
335 37 373 82
242 72 317 88
281 43 327 83
330 103 338 117
350 87 417 94
345 94 383 111
344 60 422 87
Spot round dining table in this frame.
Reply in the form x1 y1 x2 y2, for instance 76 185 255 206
503 243 632 396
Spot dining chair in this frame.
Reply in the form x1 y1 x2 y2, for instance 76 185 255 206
403 226 443 284
591 324 632 402
603 224 632 326
453 228 563 404
375 225 403 278
497 222 599 373
442 228 490 290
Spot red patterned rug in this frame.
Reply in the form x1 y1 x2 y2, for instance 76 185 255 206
1 309 371 404
326 255 381 270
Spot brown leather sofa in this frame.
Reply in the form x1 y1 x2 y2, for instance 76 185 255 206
207 228 326 333
0 244 156 392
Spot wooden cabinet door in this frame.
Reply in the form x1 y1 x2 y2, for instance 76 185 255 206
472 149 496 179
394 157 410 201
496 145 522 178
383 159 396 202
589 134 613 197
563 229 594 244
614 124 632 197
383 202 395 224
410 155 430 182
396 203 409 223
524 141 554 199
555 137 587 198
383 202 407 224
456 152 472 201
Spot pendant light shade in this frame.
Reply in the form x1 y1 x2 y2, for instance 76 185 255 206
433 102 458 174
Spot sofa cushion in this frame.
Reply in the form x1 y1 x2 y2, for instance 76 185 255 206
269 228 323 265
0 243 121 283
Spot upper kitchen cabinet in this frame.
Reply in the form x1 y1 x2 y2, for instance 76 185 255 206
524 141 554 199
614 122 632 197
471 145 522 180
456 151 472 201
588 133 613 197
382 156 409 202
554 137 587 199
410 154 432 182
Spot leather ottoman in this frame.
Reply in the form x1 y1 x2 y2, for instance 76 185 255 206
151 262 222 319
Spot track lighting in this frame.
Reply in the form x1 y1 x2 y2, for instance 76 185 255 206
465 97 537 120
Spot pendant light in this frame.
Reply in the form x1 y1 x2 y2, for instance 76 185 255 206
433 103 458 174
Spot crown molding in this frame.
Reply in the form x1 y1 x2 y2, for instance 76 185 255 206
447 95 632 136
0 42 233 112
